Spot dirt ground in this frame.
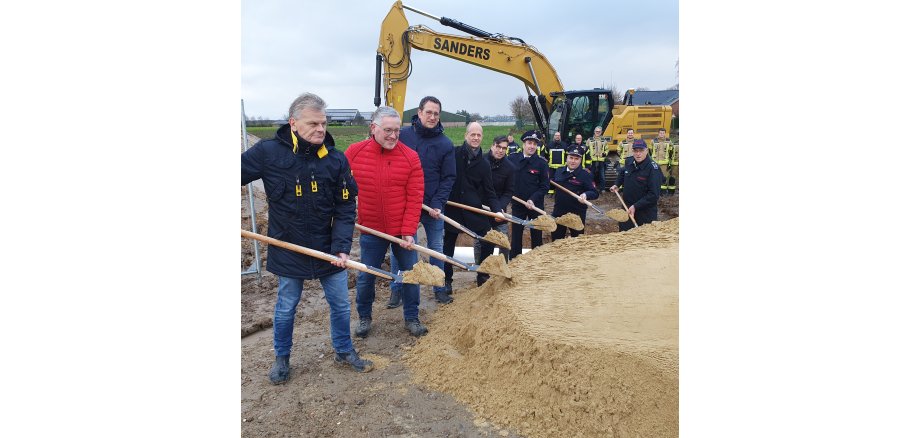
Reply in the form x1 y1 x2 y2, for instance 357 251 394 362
241 164 679 437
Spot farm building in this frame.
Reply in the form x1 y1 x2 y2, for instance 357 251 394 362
630 89 679 118
401 107 466 127
325 109 369 125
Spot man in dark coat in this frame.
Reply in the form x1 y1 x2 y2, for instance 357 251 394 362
551 146 599 240
241 92 372 384
389 96 456 305
610 139 663 231
508 130 550 260
474 135 515 264
443 122 502 291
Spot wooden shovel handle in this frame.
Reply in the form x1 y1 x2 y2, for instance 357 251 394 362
354 224 468 270
550 180 604 215
512 196 548 216
612 189 639 228
550 180 593 207
240 230 393 281
446 200 506 220
421 204 480 240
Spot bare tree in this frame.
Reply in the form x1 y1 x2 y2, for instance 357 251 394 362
509 96 535 126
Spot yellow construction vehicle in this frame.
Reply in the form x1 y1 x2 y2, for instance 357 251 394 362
374 1 673 188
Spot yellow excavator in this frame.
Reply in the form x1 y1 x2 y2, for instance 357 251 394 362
373 0 673 185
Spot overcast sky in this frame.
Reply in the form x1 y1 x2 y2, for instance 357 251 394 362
242 0 678 119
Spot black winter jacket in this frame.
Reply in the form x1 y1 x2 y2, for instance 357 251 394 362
487 151 515 213
241 124 358 279
445 143 500 235
615 156 662 224
551 167 599 217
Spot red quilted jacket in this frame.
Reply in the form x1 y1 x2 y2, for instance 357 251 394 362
345 138 424 237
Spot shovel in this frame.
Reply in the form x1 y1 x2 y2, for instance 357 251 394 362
446 200 535 229
422 204 511 250
354 224 479 272
611 188 640 228
550 180 606 215
241 229 425 285
511 196 563 232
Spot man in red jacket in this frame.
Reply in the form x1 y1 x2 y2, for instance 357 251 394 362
345 107 428 338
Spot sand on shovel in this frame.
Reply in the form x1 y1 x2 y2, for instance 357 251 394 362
400 260 445 287
483 229 511 249
530 214 557 232
476 254 512 278
607 208 630 222
556 213 584 230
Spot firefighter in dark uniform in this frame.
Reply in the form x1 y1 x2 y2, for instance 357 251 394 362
571 134 589 169
610 139 662 232
508 130 550 260
651 128 671 193
550 145 599 240
506 133 520 155
545 131 567 195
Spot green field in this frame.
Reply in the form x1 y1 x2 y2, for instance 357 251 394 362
247 124 537 152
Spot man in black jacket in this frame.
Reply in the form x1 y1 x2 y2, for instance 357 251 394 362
610 139 662 231
443 122 502 291
551 146 599 240
474 135 516 263
508 130 550 260
241 92 372 384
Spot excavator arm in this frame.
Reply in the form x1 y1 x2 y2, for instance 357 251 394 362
375 1 564 130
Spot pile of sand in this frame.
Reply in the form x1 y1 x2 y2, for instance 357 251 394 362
477 254 512 278
529 214 557 232
484 229 511 249
407 218 679 438
555 213 584 230
607 208 630 222
400 260 445 286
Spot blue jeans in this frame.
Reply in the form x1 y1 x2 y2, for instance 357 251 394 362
275 272 353 356
358 234 421 320
390 213 447 294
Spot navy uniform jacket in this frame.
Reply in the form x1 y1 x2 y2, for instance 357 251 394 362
507 152 550 208
615 156 662 225
551 166 599 217
241 125 358 279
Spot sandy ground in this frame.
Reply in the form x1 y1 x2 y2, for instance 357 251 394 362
241 154 679 437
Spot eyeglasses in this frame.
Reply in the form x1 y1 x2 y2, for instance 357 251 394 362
380 128 400 135
494 145 509 150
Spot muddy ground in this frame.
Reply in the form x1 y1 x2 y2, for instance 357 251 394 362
241 178 678 437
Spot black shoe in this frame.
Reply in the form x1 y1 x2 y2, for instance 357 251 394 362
385 290 402 309
354 317 372 338
404 319 429 337
443 282 453 295
476 273 489 287
268 355 290 385
434 291 454 304
334 350 374 373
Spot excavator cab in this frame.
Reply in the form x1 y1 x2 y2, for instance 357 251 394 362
547 90 613 143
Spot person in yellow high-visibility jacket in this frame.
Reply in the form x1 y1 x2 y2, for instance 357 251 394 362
667 140 678 194
586 126 609 191
651 128 671 193
618 128 637 167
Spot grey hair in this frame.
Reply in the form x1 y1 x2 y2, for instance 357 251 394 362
371 106 401 125
288 92 327 120
595 126 602 131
